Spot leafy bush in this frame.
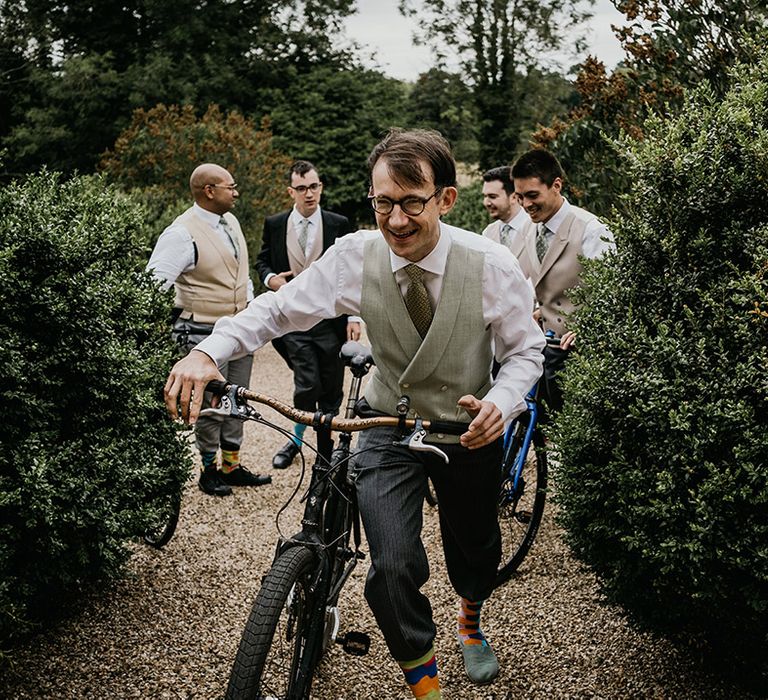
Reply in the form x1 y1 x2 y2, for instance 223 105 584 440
443 178 488 234
99 104 292 265
553 53 768 689
0 170 191 649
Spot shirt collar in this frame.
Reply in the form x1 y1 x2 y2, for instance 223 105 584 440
508 207 530 230
194 202 225 229
544 197 570 233
291 206 322 227
389 221 451 276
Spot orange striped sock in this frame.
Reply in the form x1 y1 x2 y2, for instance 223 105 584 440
221 449 239 474
399 647 441 699
458 597 487 646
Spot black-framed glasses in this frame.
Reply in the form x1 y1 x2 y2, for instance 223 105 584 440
207 183 238 191
290 182 322 194
369 188 442 216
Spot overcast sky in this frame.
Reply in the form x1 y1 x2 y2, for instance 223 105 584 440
344 0 626 82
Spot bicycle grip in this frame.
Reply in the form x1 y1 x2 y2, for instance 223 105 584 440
206 380 230 396
428 419 470 436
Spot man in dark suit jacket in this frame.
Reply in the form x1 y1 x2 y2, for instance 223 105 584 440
256 160 360 468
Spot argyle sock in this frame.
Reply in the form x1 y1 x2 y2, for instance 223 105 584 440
220 449 240 474
458 598 488 646
291 423 306 447
399 647 441 699
200 451 217 472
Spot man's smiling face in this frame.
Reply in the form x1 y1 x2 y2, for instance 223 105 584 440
371 157 456 262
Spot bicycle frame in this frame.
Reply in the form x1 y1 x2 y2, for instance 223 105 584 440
502 383 540 494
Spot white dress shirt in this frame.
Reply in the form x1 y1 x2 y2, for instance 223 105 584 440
540 198 614 259
198 222 545 421
482 206 530 247
147 203 254 300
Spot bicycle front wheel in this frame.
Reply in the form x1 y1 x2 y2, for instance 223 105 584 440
226 545 321 700
495 428 547 587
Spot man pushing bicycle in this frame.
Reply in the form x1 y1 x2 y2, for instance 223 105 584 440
165 129 545 698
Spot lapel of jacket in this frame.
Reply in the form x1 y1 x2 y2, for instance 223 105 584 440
320 210 336 252
538 211 576 281
274 211 290 271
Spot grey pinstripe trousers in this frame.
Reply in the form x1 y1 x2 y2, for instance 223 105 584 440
353 426 502 661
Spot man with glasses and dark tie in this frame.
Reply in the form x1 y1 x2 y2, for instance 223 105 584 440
511 149 614 412
147 162 271 496
256 160 359 470
164 130 544 698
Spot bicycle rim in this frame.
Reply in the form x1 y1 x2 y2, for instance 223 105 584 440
226 546 321 700
142 493 181 549
495 429 547 587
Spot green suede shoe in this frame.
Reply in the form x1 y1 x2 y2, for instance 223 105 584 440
457 636 499 685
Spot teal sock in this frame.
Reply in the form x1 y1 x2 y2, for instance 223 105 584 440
200 451 217 471
292 423 306 447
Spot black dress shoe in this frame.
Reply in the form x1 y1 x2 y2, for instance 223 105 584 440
272 441 299 469
220 465 272 487
198 469 232 496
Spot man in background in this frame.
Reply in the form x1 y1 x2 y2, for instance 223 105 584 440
147 163 271 496
512 149 614 411
480 165 529 256
256 160 360 469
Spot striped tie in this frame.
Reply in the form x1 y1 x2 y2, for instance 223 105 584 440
403 264 433 339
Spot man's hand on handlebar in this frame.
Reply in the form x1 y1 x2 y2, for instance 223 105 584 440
456 395 504 450
560 331 577 350
164 349 225 424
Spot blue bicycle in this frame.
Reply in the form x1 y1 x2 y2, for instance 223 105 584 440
494 332 560 586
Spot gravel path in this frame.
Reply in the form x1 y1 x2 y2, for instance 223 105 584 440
4 344 757 699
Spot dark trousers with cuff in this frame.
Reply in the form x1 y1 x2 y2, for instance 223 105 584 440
353 426 502 662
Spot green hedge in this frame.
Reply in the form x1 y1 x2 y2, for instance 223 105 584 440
0 171 191 648
552 53 768 688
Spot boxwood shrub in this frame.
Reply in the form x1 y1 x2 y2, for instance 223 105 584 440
0 171 191 649
552 53 768 688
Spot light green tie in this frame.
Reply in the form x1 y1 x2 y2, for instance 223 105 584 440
219 216 239 259
297 218 310 253
403 264 433 339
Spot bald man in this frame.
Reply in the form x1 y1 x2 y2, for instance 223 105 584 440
147 163 271 496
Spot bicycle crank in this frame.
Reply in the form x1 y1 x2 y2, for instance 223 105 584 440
336 630 371 656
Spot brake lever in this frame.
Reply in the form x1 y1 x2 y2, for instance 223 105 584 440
199 386 253 420
396 417 449 463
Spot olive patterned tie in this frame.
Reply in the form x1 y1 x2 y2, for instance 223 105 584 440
297 218 310 253
403 264 433 339
535 222 550 262
499 223 513 249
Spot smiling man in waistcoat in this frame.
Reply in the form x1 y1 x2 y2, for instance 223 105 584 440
147 163 271 496
512 149 614 412
163 131 544 698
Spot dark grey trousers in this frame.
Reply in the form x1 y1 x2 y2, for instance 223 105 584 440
353 426 502 661
173 319 253 454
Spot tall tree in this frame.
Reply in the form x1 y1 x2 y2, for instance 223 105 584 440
533 0 768 216
399 0 591 168
0 0 358 176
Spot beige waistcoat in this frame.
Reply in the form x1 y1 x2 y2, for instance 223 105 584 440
360 235 492 444
516 208 592 338
173 208 249 324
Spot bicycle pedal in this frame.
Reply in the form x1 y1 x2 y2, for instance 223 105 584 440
336 630 370 656
516 510 533 523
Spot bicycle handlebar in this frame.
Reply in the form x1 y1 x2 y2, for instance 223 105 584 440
206 380 469 436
